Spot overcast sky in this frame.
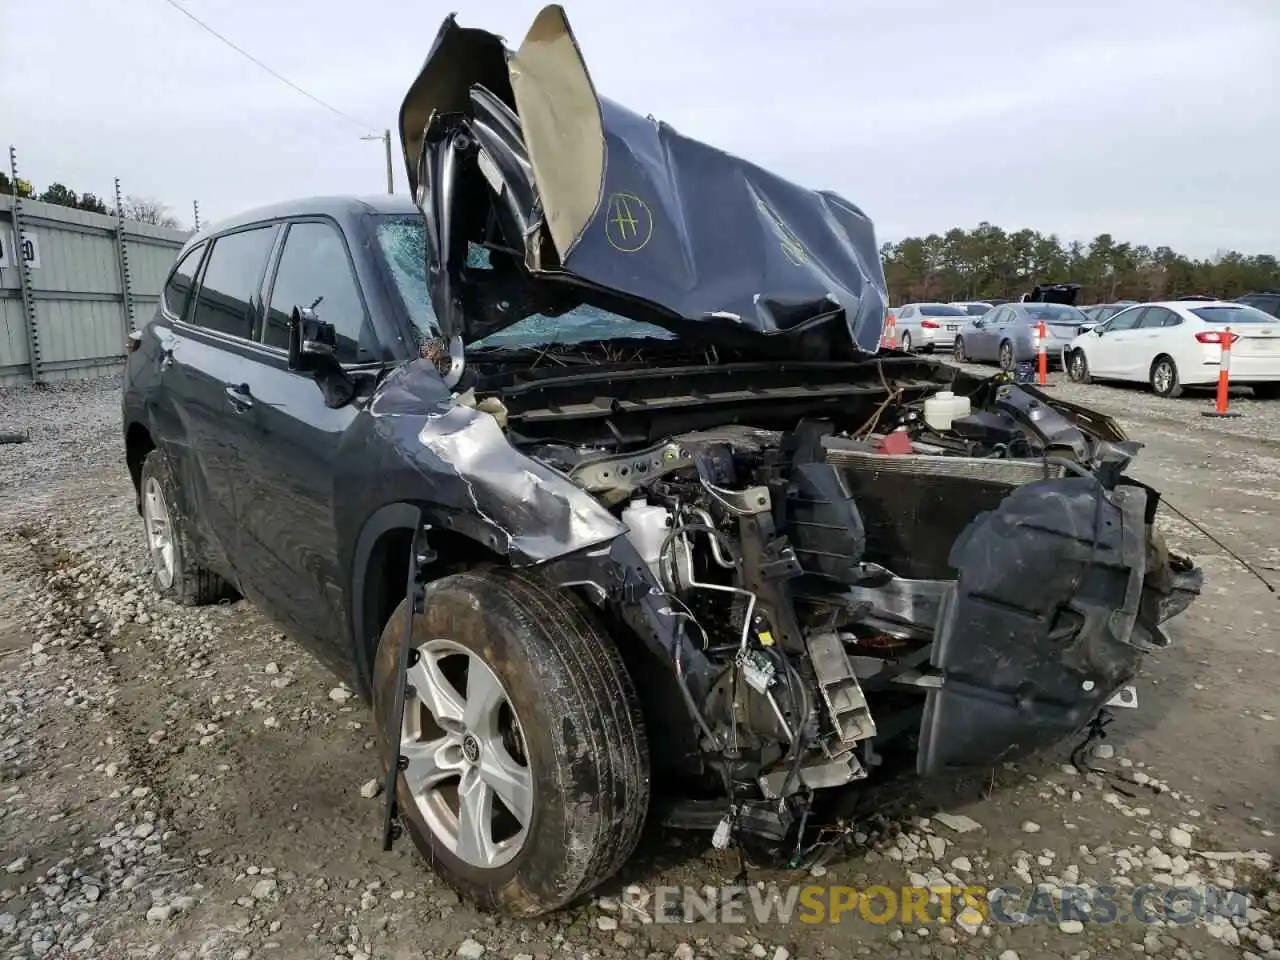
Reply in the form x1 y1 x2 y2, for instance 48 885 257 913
3 0 1277 257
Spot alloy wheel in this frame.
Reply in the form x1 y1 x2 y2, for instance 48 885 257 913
400 639 533 869
142 477 176 589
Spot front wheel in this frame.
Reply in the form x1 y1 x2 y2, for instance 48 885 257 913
1068 349 1092 384
373 567 650 916
1150 355 1183 398
1251 383 1280 400
953 338 967 363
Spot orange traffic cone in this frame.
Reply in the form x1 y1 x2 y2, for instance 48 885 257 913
1201 326 1242 418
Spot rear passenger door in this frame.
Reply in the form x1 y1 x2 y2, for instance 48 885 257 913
229 218 381 659
152 225 279 580
1125 306 1179 379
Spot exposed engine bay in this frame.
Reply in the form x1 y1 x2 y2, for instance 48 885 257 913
382 3 1205 865
441 351 1204 857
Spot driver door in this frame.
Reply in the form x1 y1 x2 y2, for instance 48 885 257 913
228 218 385 657
1089 306 1146 378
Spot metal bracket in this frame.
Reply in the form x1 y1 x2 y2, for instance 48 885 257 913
380 518 435 851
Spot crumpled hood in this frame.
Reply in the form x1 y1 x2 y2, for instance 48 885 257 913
397 5 888 357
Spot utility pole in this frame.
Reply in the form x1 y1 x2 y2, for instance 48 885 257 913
362 129 394 195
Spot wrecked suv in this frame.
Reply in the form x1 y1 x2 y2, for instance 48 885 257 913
122 4 1203 917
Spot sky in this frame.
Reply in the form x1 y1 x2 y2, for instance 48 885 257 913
2 0 1278 258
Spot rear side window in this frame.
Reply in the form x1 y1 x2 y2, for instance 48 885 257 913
264 221 372 363
919 304 967 317
161 243 207 320
189 227 278 339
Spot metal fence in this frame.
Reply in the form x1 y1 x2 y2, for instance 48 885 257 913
1 178 191 386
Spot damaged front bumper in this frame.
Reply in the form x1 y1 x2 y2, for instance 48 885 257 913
917 476 1203 775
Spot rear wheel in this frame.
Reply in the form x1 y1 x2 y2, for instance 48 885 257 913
139 449 233 605
900 332 913 352
1150 355 1183 398
1251 383 1280 400
999 340 1015 372
1068 349 1092 384
372 567 650 916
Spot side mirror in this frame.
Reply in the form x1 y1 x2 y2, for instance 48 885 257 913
288 306 337 372
287 305 355 409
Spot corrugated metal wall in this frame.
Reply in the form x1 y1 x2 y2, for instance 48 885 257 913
0 195 191 385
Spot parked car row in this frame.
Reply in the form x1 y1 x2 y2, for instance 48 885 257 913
888 288 1280 397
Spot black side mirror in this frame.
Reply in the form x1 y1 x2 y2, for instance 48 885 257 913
288 306 337 371
288 305 355 408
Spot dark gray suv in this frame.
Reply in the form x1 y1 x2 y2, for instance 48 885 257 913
121 3 1204 917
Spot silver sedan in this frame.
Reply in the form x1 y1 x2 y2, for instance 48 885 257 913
953 302 1091 370
891 303 968 352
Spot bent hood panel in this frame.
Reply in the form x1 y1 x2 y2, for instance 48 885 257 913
399 4 888 354
558 97 888 353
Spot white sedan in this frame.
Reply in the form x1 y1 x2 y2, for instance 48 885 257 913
1064 301 1280 398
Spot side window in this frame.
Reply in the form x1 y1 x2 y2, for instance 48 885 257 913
1136 307 1178 329
161 243 207 320
1107 307 1146 331
189 227 278 339
264 221 372 363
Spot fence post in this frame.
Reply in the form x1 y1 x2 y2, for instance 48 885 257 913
8 146 43 384
113 177 136 333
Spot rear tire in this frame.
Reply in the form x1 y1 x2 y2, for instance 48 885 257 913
1150 355 1183 398
1251 383 1280 400
900 332 913 352
999 340 1015 372
138 449 233 605
1068 349 1092 384
372 566 650 916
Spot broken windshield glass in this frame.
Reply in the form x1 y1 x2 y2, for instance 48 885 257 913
373 215 673 351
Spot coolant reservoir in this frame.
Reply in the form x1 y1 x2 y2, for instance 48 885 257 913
621 499 672 585
923 390 971 431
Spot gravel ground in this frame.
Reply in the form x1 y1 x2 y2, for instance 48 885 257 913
0 371 1276 960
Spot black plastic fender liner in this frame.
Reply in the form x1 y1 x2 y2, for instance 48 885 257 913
916 477 1151 776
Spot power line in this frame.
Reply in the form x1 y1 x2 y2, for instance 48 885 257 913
158 0 375 132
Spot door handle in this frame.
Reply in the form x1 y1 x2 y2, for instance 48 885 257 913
225 383 254 412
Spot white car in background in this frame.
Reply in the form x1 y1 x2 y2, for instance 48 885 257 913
1064 301 1280 398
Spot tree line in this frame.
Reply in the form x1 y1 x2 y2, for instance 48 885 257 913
881 222 1279 305
1 171 184 229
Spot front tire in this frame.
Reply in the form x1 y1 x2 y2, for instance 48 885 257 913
953 338 967 362
1068 349 1092 384
138 449 232 605
373 567 650 916
1251 383 1280 400
1150 355 1183 398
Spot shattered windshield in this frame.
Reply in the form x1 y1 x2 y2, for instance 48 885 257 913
373 215 673 350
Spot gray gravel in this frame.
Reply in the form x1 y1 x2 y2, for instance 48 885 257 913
0 371 1276 960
